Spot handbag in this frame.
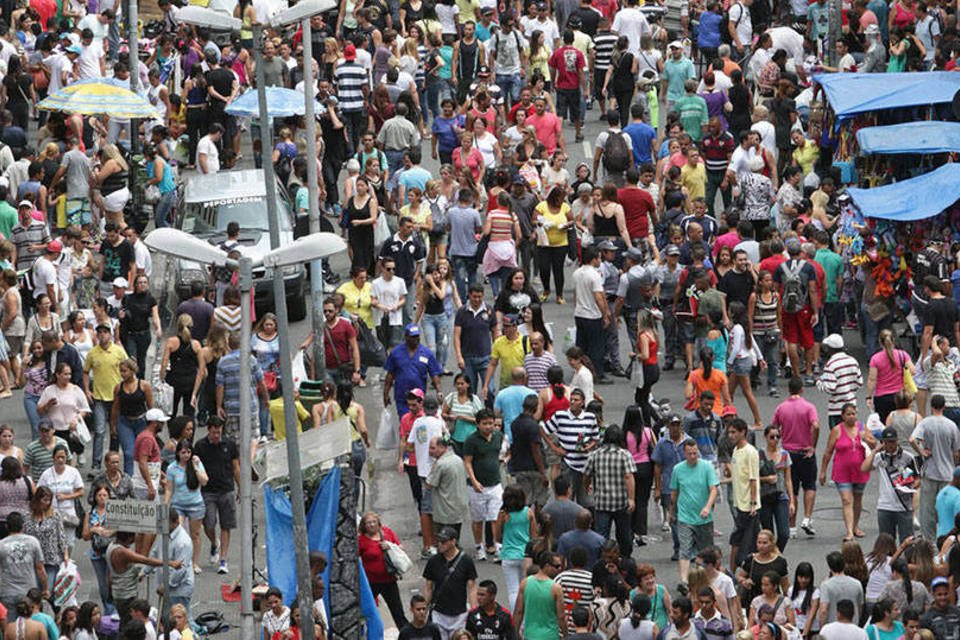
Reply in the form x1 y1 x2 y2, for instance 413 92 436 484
758 450 782 504
566 224 579 262
356 318 386 368
475 233 490 261
902 354 918 395
73 416 92 446
383 540 413 576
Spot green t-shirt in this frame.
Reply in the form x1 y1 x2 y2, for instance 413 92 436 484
0 201 17 238
866 620 904 640
673 95 709 142
463 430 504 487
815 248 844 303
669 458 719 525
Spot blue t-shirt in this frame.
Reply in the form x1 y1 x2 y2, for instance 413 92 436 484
698 11 723 48
432 115 465 154
168 459 206 511
447 206 483 257
32 613 58 640
669 459 719 525
866 621 904 640
662 57 695 103
494 385 536 441
624 122 657 165
936 484 960 538
384 344 443 416
399 166 432 204
651 437 684 495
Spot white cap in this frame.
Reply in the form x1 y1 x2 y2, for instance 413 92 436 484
112 277 129 289
668 40 683 49
17 200 32 208
145 408 169 422
822 334 844 349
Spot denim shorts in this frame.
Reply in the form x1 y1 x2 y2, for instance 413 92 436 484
419 477 433 514
731 356 753 376
174 504 206 520
835 482 867 493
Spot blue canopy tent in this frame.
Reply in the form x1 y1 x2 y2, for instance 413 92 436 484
813 72 960 119
856 121 960 155
845 163 960 221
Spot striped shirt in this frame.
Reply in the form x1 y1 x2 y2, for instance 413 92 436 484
523 351 558 390
817 352 863 416
555 568 595 627
215 349 264 416
663 0 689 35
23 436 72 482
925 361 960 407
334 61 368 112
594 31 618 71
544 409 600 472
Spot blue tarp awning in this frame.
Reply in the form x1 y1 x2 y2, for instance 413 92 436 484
813 71 960 118
857 121 960 154
846 163 960 221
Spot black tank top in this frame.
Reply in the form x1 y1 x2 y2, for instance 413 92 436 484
457 39 479 81
593 204 619 237
117 379 147 418
166 337 198 388
424 290 445 315
202 355 220 404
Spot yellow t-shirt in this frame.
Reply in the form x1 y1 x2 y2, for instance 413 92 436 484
336 280 374 328
731 442 761 512
400 203 431 250
793 141 819 176
271 397 310 441
455 0 480 22
535 201 571 247
491 334 528 388
83 343 129 401
681 162 706 201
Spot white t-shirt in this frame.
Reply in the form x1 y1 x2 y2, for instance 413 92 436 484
751 120 777 159
729 145 757 181
436 3 460 35
133 240 152 278
697 70 732 93
838 52 856 71
712 571 737 601
77 15 110 45
407 414 445 478
76 41 103 80
45 53 72 94
196 135 220 174
612 7 650 53
32 256 59 301
523 16 560 46
819 622 868 640
768 26 805 68
570 366 594 403
573 264 603 320
728 2 753 50
370 276 407 326
38 465 84 520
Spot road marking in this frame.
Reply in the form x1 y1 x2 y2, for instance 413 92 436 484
582 140 592 159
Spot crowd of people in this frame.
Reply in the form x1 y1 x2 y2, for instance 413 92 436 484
0 0 954 637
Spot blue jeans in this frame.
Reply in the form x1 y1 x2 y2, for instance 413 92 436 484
877 509 914 544
24 393 40 440
425 81 443 121
107 19 120 61
402 285 417 327
595 509 633 558
155 190 176 228
760 496 791 552
421 313 450 371
124 331 153 377
91 400 111 470
91 556 116 616
462 355 490 396
755 332 780 390
259 399 270 437
451 255 478 303
118 414 146 476
495 73 521 107
384 149 405 179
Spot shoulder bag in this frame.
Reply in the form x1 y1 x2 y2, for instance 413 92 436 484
427 551 465 619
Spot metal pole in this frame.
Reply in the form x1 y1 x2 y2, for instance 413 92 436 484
301 16 327 381
238 256 255 640
252 23 317 640
160 505 170 640
126 0 139 156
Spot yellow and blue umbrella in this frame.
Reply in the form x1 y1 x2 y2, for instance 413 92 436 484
38 79 159 118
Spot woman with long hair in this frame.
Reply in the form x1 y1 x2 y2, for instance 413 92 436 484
523 511 554 573
728 301 763 427
417 264 451 370
536 185 574 304
619 594 658 640
482 192 521 297
735 529 789 602
497 484 537 610
866 534 897 611
0 424 22 462
192 324 229 426
2 55 34 130
357 511 408 629
183 63 207 168
161 417 196 466
819 403 877 541
604 35 639 127
38 362 90 460
566 346 597 405
110 358 154 476
596 576 632 639
93 143 130 229
522 302 553 350
685 347 732 416
714 245 734 279
539 366 571 482
748 570 796 627
144 141 176 229
346 175 379 274
749 269 781 397
23 293 61 361
759 424 793 552
787 562 820 637
0 457 33 537
74 601 102 640
866 598 905 640
623 405 656 547
442 373 483 457
20 340 48 438
494 267 537 324
527 30 551 88
327 383 371 486
866 328 915 423
589 183 632 248
164 438 208 573
25 483 69 592
634 310 660 426
82 481 116 616
160 314 201 419
64 310 94 363
252 313 280 438
841 540 871 589
727 69 753 141
879 556 931 615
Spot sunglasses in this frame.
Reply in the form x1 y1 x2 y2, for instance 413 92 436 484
384 267 395 271
767 433 780 440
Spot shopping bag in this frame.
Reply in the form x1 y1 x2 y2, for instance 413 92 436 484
374 209 391 247
53 560 80 608
74 416 92 445
375 410 398 451
356 318 386 367
383 541 413 576
291 350 308 391
631 357 645 389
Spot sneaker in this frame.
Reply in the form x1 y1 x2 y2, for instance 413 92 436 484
258 435 269 444
790 527 797 539
769 387 780 398
475 545 487 561
78 454 87 466
661 521 671 532
218 560 228 574
677 582 689 596
419 547 437 559
209 547 220 566
800 518 816 536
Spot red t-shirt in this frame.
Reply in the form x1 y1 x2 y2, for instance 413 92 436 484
358 526 402 584
712 231 740 259
509 101 536 124
758 254 786 278
134 431 160 464
548 46 586 91
592 0 618 19
452 147 485 181
618 187 656 239
398 409 423 467
468 107 498 135
526 112 562 155
808 258 825 305
324 317 356 369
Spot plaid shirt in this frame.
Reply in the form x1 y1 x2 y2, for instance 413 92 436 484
584 444 637 512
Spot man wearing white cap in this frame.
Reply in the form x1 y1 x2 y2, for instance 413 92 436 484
817 334 862 427
662 41 695 113
31 240 62 314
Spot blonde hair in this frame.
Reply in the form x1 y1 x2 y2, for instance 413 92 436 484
403 38 419 59
175 313 193 346
879 328 897 368
101 143 129 172
324 37 340 58
688 565 711 602
42 142 59 160
205 323 229 358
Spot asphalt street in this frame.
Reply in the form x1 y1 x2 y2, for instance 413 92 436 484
23 110 882 636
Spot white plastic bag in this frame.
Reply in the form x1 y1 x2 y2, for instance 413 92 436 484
74 416 92 445
53 560 80 608
383 541 413 576
374 209 391 247
291 350 308 390
155 381 174 416
375 409 398 451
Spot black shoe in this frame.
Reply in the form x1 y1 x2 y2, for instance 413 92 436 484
610 368 628 378
670 553 679 562
662 362 675 371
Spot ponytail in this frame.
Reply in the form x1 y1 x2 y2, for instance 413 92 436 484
700 346 714 379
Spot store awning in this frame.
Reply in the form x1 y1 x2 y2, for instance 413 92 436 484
857 121 960 154
846 163 960 221
813 71 960 119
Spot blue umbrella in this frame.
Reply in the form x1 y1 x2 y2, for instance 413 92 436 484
225 87 325 118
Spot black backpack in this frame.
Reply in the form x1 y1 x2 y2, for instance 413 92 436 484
603 130 632 173
721 2 745 45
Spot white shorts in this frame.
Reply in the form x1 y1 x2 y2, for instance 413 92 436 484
468 483 503 522
102 186 131 213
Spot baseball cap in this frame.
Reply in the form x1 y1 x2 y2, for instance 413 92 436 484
95 322 112 332
66 44 82 55
822 334 844 350
47 240 62 253
665 244 681 256
404 323 420 337
668 414 682 424
721 406 738 418
112 277 129 289
568 15 582 27
17 200 32 209
436 526 458 542
511 174 527 185
344 43 356 60
880 428 899 441
596 240 617 251
668 40 683 49
623 247 644 262
502 313 519 325
145 408 169 422
406 388 425 400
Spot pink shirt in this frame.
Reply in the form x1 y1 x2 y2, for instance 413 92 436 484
527 112 562 155
772 395 819 452
626 428 655 464
870 349 912 397
713 231 740 259
452 147 485 182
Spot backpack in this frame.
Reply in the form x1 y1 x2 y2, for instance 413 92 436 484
602 130 632 173
426 196 448 235
721 2 744 45
780 259 808 313
493 29 524 66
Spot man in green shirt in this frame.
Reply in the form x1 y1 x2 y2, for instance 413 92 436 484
0 189 16 238
463 409 504 561
813 230 844 335
669 439 719 583
426 435 469 539
673 79 709 143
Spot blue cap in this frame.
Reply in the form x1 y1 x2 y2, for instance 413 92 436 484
404 323 420 337
66 44 82 55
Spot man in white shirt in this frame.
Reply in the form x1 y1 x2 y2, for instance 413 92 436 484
196 124 223 174
612 0 650 53
77 9 114 49
370 257 408 349
572 245 612 384
32 241 62 313
729 131 758 183
76 28 105 80
125 227 152 278
521 2 561 48
819 599 867 640
727 0 754 57
750 105 777 162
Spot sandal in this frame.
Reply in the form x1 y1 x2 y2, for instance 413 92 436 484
854 529 866 538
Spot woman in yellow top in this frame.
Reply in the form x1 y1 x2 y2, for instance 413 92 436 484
324 383 371 489
535 185 574 304
527 30 552 88
336 266 375 329
400 186 433 252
